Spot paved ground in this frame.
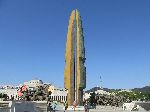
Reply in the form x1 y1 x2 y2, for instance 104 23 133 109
54 106 150 112
46 106 122 112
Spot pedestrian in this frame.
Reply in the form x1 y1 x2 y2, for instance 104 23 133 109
53 102 57 112
84 101 89 112
73 100 76 111
64 101 68 112
47 99 53 112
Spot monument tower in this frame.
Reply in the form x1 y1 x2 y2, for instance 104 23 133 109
64 9 86 106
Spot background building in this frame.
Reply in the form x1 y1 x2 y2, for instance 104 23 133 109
0 86 18 100
48 85 67 102
0 79 67 102
23 79 43 88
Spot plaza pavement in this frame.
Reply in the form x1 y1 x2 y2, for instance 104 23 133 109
56 106 149 112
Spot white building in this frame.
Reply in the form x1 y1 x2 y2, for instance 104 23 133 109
0 87 18 100
0 79 68 102
95 89 110 95
83 93 91 100
23 80 67 102
119 89 132 92
23 79 43 88
48 85 67 102
84 89 110 100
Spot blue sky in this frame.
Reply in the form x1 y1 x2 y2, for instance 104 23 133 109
0 0 150 89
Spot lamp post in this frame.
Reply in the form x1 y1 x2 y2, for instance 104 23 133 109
99 75 102 89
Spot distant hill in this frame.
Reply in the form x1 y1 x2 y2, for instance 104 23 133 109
85 86 150 93
85 87 118 93
132 86 150 93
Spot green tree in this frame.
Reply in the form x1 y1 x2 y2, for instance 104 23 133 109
89 92 97 105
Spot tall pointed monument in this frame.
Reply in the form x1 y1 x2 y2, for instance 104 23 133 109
64 9 86 106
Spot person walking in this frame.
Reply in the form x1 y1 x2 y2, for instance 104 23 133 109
47 99 53 112
64 101 68 112
53 102 57 112
73 100 76 111
84 101 89 112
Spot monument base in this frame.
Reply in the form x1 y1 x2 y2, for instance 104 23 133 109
67 106 85 111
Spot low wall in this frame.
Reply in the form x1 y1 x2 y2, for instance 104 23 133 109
15 101 36 112
135 102 150 111
123 101 150 111
0 101 36 112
